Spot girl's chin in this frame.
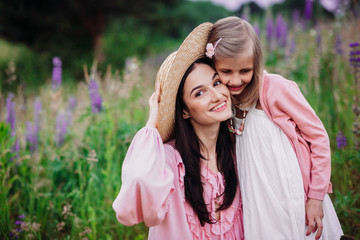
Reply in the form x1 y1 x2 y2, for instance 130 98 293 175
229 90 243 96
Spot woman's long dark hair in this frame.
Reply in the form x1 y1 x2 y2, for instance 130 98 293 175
174 58 238 226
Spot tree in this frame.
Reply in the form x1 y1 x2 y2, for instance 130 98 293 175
0 0 181 61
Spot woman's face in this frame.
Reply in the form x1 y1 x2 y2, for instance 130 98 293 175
214 50 254 97
182 63 232 127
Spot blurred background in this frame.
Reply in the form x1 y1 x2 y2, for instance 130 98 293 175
0 0 359 239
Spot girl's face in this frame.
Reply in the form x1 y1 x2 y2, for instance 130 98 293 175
214 51 254 97
182 63 232 127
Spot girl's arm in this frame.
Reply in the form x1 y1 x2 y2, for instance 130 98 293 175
266 76 331 200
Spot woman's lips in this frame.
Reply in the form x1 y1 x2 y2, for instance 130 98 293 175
210 101 227 112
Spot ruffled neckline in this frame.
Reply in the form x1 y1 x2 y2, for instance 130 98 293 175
176 158 242 239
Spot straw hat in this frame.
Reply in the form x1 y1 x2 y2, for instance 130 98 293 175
156 22 213 142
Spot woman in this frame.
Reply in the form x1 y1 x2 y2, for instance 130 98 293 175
112 23 244 239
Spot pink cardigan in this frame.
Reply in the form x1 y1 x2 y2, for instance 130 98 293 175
112 127 244 240
259 71 332 200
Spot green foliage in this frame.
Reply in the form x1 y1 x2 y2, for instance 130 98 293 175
0 96 148 238
0 0 181 52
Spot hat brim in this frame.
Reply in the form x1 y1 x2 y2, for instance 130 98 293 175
156 22 213 142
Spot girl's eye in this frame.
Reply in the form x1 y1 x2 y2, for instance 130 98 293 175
241 69 251 73
221 70 231 74
195 91 204 97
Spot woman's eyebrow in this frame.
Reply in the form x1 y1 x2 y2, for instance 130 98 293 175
212 72 219 80
190 72 219 95
190 85 203 95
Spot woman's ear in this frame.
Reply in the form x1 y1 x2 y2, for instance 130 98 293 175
182 109 191 119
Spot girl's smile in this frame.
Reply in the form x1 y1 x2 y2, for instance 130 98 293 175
227 84 244 92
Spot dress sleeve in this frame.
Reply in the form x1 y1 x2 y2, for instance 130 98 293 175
268 77 331 200
112 127 175 226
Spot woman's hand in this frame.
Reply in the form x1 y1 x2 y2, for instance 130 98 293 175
305 198 324 240
146 84 160 128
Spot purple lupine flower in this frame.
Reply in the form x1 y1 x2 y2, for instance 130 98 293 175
275 15 288 48
15 220 23 225
26 121 38 153
56 112 67 146
349 57 360 67
304 0 313 21
266 16 273 42
52 57 62 91
350 50 360 56
6 94 19 159
18 215 25 219
336 131 347 149
88 78 102 114
253 24 260 38
335 34 343 55
349 42 360 67
6 93 16 136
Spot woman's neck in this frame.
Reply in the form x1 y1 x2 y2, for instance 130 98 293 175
191 122 219 170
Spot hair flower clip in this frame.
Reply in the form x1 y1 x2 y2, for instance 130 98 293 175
205 38 222 59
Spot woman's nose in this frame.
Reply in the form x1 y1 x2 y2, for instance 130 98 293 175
210 88 223 100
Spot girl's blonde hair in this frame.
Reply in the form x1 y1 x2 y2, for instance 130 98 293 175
208 16 264 109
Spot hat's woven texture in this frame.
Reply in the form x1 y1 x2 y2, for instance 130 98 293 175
156 22 213 142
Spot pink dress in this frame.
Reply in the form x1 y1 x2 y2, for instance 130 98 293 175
112 127 244 240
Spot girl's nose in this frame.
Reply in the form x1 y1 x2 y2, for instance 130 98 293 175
228 74 241 85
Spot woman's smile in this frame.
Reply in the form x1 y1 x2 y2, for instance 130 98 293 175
210 101 227 112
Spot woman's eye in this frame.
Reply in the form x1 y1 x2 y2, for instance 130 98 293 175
195 91 203 97
214 80 222 86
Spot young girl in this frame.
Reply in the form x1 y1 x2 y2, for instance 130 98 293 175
112 23 244 239
206 16 343 240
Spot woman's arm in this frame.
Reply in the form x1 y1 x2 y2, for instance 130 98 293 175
112 127 175 227
112 86 175 227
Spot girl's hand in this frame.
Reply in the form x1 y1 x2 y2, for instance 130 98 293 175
305 198 324 240
146 84 160 128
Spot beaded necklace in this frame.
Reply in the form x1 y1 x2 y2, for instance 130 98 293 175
227 105 249 136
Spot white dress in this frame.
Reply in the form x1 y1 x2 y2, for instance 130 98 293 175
235 106 343 240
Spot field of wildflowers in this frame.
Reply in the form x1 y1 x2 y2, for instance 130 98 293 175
1 7 360 240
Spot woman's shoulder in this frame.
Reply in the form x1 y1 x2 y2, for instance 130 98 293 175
164 139 186 183
164 139 184 166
